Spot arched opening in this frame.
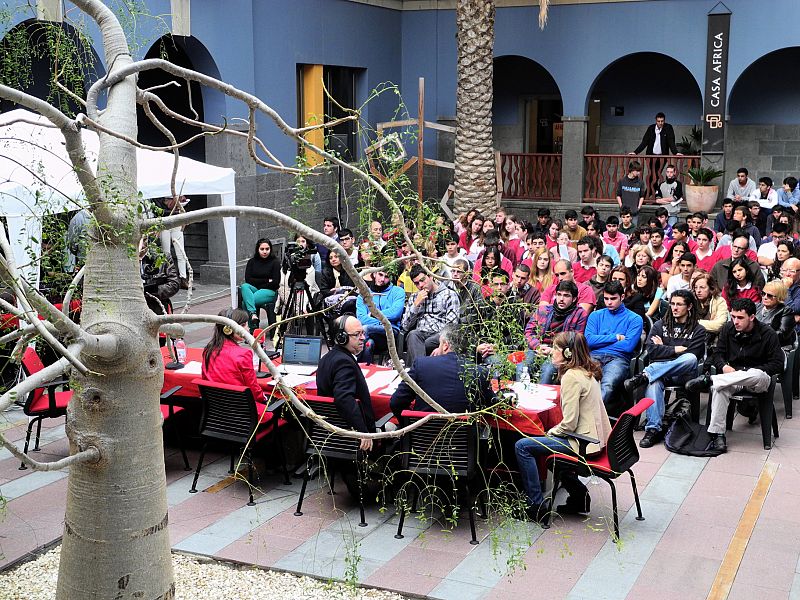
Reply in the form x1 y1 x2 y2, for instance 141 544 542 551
493 55 563 154
138 35 219 271
725 48 800 187
586 52 702 155
0 19 103 115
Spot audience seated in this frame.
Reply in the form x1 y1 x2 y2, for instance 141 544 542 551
449 258 484 325
692 272 729 341
585 281 644 412
711 231 765 291
624 290 706 448
523 280 588 384
539 259 596 314
241 238 280 330
319 250 357 317
755 280 796 348
686 298 785 453
401 264 461 365
355 267 406 364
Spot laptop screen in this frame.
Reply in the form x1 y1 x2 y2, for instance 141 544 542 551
282 336 323 366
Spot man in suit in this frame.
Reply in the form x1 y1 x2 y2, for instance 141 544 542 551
631 112 679 156
315 315 376 451
390 325 494 419
630 112 682 194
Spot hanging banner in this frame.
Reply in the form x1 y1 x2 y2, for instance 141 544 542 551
702 4 731 154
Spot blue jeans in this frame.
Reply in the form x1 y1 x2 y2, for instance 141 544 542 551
643 353 698 432
594 354 631 406
516 351 558 384
515 436 575 505
360 324 390 364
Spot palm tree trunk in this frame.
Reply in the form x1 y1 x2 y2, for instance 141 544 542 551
454 0 497 216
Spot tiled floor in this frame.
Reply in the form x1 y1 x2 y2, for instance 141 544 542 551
3 294 800 598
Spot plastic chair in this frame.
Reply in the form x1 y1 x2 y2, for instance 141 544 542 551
160 385 191 471
393 411 483 544
293 394 393 527
780 342 797 419
544 398 654 541
18 347 72 470
189 379 289 505
718 375 779 450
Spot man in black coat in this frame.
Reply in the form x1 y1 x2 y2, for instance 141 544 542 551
631 112 679 156
389 325 494 420
316 315 376 451
686 298 785 453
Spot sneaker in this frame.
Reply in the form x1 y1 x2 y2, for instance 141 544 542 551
685 373 713 393
639 429 663 448
624 372 649 394
705 433 727 453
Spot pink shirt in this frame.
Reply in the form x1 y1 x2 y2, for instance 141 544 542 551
602 231 629 255
201 338 265 403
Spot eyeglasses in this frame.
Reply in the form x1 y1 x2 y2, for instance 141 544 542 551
761 292 776 299
780 268 797 274
450 268 464 275
732 245 748 251
346 331 366 338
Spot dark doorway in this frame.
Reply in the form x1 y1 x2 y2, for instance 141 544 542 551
138 36 208 268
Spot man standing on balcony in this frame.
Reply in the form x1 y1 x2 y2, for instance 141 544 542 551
630 112 681 196
615 161 646 226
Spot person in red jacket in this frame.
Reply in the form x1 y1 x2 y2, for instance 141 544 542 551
721 257 762 308
202 307 265 403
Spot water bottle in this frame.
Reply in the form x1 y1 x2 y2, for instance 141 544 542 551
519 366 531 392
175 338 187 364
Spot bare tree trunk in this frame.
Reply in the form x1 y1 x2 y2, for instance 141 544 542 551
454 0 497 215
53 2 174 597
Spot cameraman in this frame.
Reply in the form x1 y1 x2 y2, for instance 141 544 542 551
278 235 320 314
139 236 180 316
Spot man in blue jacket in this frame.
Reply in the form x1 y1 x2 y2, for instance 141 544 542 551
355 267 406 364
585 281 644 411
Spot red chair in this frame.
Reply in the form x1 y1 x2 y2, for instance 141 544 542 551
189 379 290 505
544 398 654 540
18 347 72 470
160 385 191 471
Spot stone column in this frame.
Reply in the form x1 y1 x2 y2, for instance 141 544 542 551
561 116 589 204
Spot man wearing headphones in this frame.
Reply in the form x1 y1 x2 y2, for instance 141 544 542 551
316 315 376 451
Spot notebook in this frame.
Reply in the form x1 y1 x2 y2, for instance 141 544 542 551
279 335 323 375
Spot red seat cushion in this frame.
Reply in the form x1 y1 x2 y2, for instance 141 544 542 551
253 403 288 442
27 390 72 415
546 450 613 475
160 404 185 419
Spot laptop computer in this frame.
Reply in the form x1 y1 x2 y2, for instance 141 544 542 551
279 335 324 375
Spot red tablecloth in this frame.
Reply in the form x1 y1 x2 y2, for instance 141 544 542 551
0 300 82 330
161 347 562 435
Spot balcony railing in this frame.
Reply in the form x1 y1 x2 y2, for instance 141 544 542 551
497 152 701 203
496 152 562 201
584 154 701 203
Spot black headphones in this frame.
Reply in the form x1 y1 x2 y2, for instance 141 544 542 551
333 315 350 346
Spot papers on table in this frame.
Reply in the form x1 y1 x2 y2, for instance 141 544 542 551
178 361 203 375
272 373 317 389
362 368 400 393
510 382 557 411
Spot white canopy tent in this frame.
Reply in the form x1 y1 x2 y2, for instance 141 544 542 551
0 108 238 306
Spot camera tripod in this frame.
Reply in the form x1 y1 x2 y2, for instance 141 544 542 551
277 271 325 346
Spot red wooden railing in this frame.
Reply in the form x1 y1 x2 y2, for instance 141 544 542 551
496 152 562 201
584 154 701 203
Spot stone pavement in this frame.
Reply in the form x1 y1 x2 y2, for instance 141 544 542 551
3 292 800 598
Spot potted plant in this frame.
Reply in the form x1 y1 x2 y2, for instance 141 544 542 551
684 165 725 213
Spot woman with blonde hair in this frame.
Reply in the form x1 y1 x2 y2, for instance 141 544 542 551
514 331 612 522
531 247 555 292
691 272 728 337
756 279 796 347
625 244 654 272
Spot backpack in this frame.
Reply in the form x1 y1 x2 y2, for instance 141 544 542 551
664 414 725 457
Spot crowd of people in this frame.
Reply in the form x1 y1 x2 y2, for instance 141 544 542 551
203 163 800 523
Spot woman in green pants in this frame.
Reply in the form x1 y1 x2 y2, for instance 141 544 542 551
241 238 280 330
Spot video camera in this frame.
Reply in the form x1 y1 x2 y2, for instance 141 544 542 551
283 241 318 280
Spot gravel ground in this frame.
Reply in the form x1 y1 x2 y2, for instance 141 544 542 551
0 547 408 600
